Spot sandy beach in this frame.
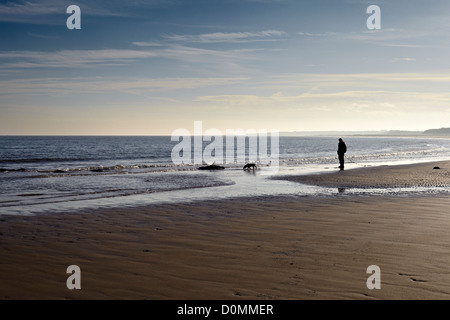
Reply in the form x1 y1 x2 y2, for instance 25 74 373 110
1 160 450 300
274 160 450 189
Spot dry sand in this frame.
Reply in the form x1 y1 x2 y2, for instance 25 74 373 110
1 160 450 300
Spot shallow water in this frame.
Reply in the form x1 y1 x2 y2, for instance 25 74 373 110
1 135 450 215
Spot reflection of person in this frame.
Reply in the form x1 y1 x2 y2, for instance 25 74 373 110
337 138 347 171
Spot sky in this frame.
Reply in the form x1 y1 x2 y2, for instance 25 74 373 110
1 0 450 135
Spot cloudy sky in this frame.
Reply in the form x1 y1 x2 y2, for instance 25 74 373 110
1 0 450 135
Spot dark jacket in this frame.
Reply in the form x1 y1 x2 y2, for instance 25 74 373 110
338 141 347 155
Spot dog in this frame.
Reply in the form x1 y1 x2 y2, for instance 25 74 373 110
243 163 257 170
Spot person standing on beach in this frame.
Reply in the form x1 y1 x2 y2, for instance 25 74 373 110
337 138 347 171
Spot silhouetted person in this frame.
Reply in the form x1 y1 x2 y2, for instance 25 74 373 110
337 138 347 171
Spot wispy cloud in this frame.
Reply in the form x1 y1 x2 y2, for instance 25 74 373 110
27 32 61 40
196 90 450 115
0 0 62 16
0 49 158 69
195 72 450 112
0 43 265 74
391 57 417 63
162 30 287 43
160 44 260 61
0 76 248 96
131 41 163 47
297 32 337 37
297 28 427 48
0 0 129 23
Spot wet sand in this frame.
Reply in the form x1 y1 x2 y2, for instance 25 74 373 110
1 160 450 300
275 160 450 189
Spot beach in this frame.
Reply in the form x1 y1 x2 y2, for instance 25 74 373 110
1 160 450 300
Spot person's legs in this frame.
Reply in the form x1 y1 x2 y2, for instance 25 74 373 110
338 154 344 170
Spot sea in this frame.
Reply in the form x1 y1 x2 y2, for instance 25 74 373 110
1 135 450 216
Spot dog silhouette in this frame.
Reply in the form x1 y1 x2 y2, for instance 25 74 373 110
243 163 257 170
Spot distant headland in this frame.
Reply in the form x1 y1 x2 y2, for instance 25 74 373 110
279 127 450 137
